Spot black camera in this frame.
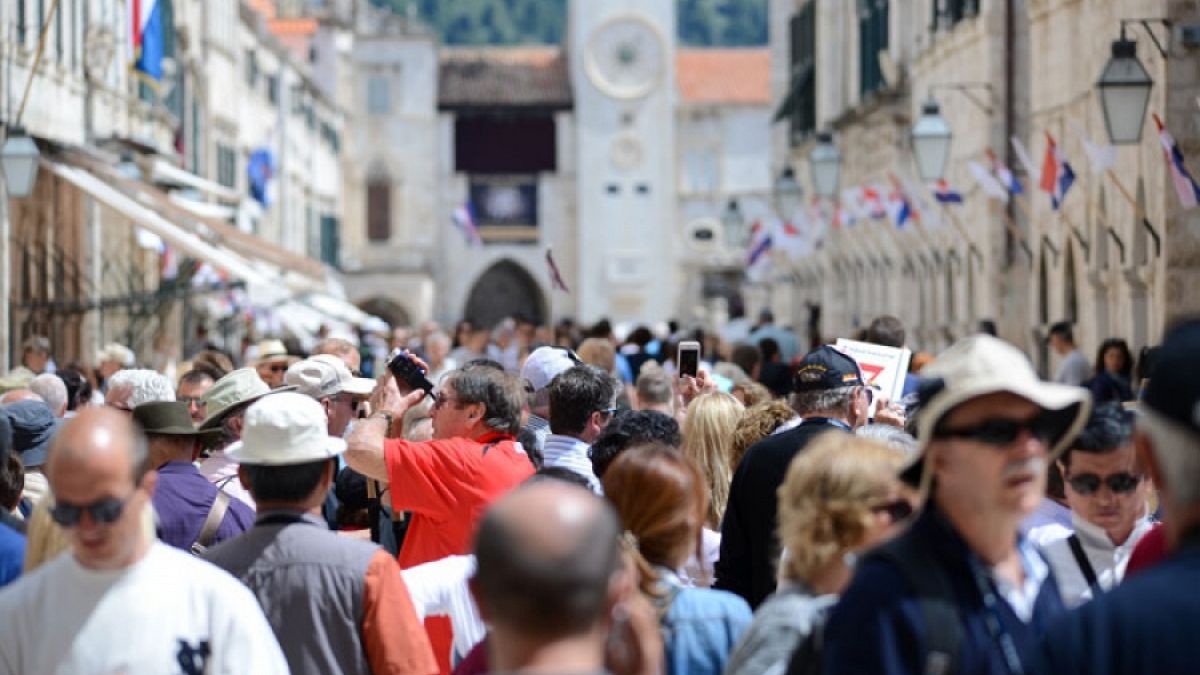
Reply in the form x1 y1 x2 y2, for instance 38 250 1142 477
387 349 435 397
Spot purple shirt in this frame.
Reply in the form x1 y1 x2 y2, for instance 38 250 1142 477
153 461 255 551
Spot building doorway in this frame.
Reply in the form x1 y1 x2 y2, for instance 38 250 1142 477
463 260 546 328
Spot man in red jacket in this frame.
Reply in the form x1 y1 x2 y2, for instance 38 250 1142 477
346 362 535 672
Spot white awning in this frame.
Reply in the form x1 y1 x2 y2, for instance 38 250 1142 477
148 158 241 204
46 160 288 307
168 191 238 221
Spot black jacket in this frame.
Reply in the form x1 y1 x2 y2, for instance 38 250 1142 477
715 419 849 608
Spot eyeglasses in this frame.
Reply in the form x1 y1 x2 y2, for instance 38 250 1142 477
871 499 914 523
178 396 206 407
49 492 135 527
1066 472 1143 496
433 392 463 409
933 411 1060 447
265 364 289 374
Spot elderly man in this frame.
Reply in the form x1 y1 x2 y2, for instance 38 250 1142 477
7 336 52 382
1036 320 1200 674
519 346 579 460
1039 403 1154 608
176 369 216 424
471 480 631 674
95 342 135 393
253 339 296 389
104 369 174 412
29 374 67 418
346 363 535 671
0 407 287 674
544 365 618 493
313 337 362 374
716 346 871 608
823 335 1090 675
205 393 437 675
198 368 281 507
5 400 61 507
133 402 253 553
286 354 376 437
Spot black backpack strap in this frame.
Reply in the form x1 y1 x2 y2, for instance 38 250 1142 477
1066 535 1100 590
784 605 829 675
868 534 961 675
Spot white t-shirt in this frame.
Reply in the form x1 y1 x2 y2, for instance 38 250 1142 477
0 541 288 675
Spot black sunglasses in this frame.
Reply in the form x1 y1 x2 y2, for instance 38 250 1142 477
934 411 1060 447
872 499 914 523
1067 472 1143 496
49 493 134 527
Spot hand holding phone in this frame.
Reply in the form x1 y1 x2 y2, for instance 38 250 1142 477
387 349 435 397
677 341 701 378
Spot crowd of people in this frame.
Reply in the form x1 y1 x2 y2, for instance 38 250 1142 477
0 308 1195 675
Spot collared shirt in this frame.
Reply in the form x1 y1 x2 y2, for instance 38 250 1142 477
199 449 257 509
986 536 1051 623
1040 513 1155 608
542 434 602 494
153 461 254 552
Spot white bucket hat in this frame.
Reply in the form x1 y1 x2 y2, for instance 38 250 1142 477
285 354 376 399
905 334 1092 486
225 392 346 466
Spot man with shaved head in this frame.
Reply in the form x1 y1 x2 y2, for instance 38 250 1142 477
0 407 288 675
470 480 627 673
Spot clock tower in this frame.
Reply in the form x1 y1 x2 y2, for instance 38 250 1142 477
569 0 677 325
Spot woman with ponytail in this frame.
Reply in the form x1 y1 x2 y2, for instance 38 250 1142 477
601 443 751 675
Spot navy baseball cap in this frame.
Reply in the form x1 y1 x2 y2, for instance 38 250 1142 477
1142 319 1200 435
792 346 865 393
5 400 60 468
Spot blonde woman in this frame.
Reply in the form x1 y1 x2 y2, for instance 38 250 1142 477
725 433 912 675
679 392 744 587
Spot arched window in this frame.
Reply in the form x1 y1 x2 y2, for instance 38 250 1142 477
366 170 391 242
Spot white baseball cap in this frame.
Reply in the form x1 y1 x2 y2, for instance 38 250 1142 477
285 354 376 399
521 346 580 392
225 392 347 466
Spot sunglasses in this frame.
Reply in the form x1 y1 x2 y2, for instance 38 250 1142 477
934 411 1060 447
49 493 134 527
265 364 289 374
1066 472 1143 495
871 499 915 523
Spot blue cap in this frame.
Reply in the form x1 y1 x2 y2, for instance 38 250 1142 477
5 400 60 468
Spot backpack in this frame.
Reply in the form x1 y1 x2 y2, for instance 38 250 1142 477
785 533 962 675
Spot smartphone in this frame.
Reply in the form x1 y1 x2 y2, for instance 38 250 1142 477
677 341 701 378
387 349 435 397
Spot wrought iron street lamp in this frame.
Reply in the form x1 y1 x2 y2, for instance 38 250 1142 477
721 198 746 248
910 99 952 181
1 131 40 198
774 166 804 219
808 132 841 198
1096 35 1154 144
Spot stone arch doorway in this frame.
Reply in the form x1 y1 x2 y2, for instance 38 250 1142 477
463 260 546 328
358 297 411 329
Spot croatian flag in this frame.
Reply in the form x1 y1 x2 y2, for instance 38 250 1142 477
933 179 964 204
861 186 888 220
1039 132 1076 211
887 175 918 228
986 148 1023 195
452 203 482 246
545 248 569 293
130 0 165 80
1153 113 1200 209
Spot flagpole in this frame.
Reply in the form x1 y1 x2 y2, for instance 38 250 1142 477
938 205 981 259
1102 169 1162 256
14 0 62 127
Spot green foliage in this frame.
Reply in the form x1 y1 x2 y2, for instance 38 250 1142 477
370 0 767 47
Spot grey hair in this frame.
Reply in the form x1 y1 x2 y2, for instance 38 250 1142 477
1137 407 1200 507
856 423 919 459
446 365 525 435
108 369 176 408
426 331 451 350
791 386 857 417
29 374 67 415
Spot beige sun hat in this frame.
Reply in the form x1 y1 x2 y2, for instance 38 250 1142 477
199 367 273 430
225 392 346 466
285 354 376 399
254 339 297 365
904 334 1092 488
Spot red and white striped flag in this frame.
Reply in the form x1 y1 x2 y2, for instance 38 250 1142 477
545 247 569 293
1153 113 1200 209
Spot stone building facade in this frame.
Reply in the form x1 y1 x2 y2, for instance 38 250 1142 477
772 0 1200 374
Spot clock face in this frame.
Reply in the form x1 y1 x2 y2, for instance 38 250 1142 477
584 16 666 100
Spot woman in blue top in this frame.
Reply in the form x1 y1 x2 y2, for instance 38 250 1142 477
602 443 752 675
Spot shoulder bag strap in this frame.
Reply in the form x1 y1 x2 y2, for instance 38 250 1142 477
1066 534 1100 590
191 490 231 556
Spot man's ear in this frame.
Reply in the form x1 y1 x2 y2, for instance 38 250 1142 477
1134 430 1164 491
140 469 159 498
238 464 252 491
468 578 491 623
227 415 245 436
